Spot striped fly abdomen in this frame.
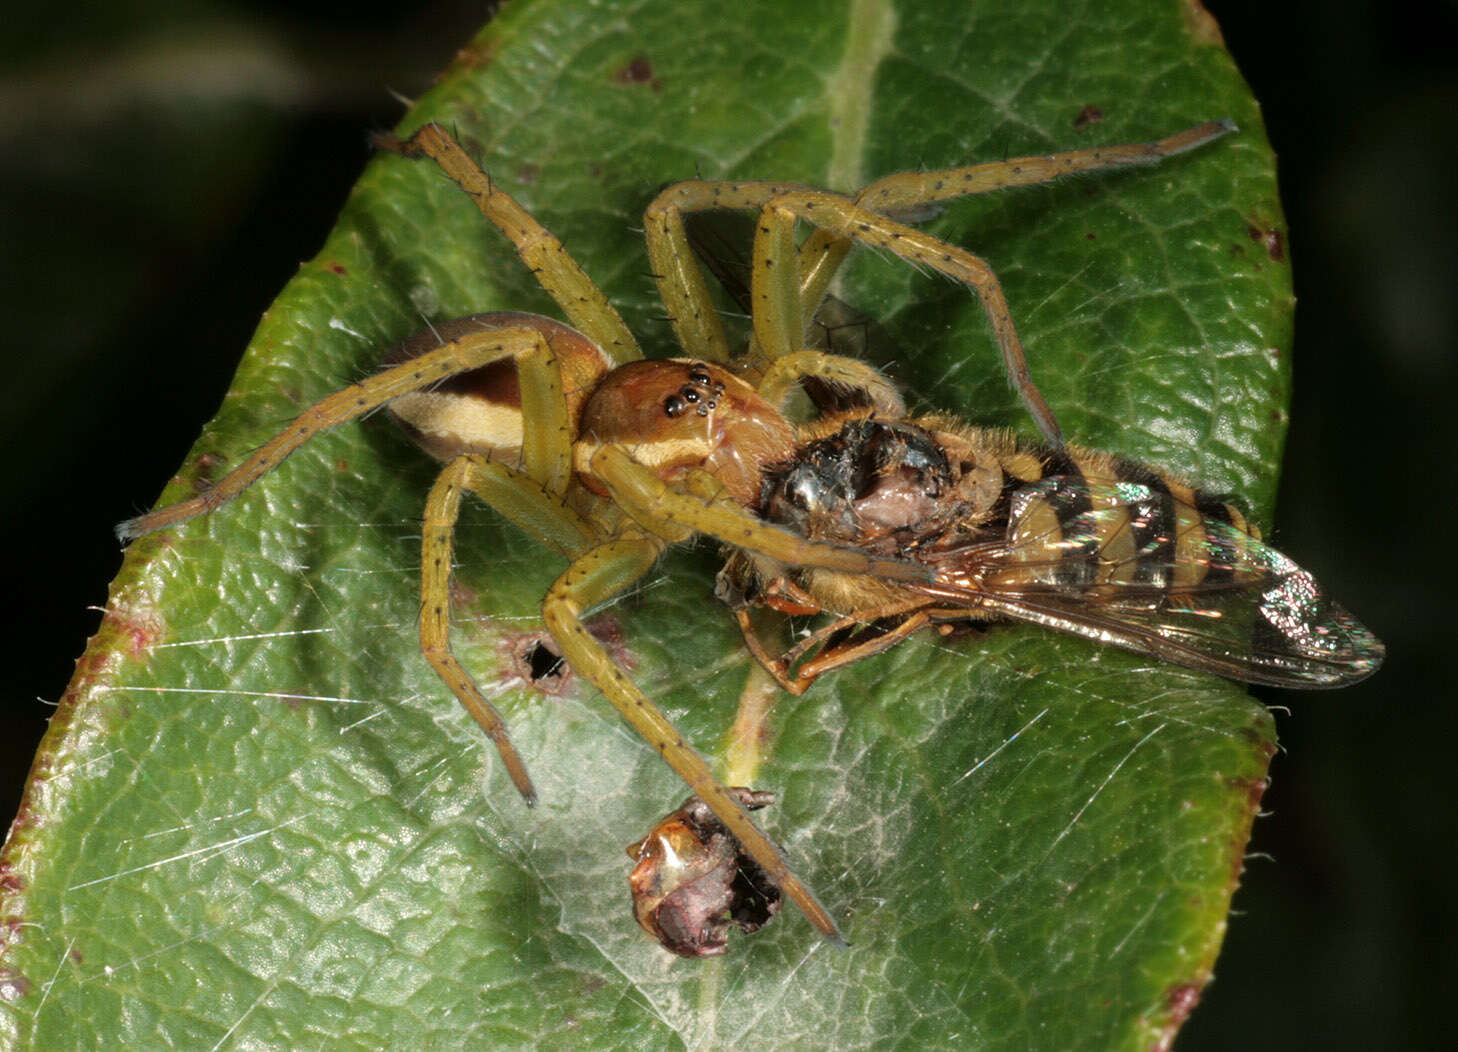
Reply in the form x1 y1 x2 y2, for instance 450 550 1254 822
748 412 1382 690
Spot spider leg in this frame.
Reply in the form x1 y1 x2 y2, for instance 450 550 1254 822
790 120 1238 330
756 350 906 417
643 179 811 365
588 445 931 583
118 326 574 540
539 535 846 943
856 119 1237 215
451 455 599 556
756 121 1238 446
386 124 642 367
752 189 1066 446
419 452 602 803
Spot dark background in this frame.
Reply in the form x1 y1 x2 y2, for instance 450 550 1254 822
2 1 1452 1046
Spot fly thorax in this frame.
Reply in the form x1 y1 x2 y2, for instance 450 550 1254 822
760 418 958 546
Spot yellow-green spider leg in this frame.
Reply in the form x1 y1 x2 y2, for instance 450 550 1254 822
752 188 1067 447
420 454 596 804
786 120 1240 441
539 534 846 943
389 123 643 368
117 326 574 540
447 455 601 559
643 179 812 365
756 350 906 418
790 120 1238 349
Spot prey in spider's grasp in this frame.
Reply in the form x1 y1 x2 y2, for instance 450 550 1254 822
723 411 1382 698
116 118 1381 950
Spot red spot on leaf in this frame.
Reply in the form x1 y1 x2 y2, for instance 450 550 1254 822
1246 221 1287 262
0 968 31 1001
614 56 661 91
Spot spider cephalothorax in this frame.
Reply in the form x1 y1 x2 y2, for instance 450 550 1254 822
573 359 797 506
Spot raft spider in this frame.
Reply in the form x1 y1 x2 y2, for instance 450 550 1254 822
118 119 1235 944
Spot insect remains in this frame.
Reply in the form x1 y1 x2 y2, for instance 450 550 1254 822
117 118 1382 950
626 789 782 958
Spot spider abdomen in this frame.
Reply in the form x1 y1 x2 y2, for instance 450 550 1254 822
385 311 613 462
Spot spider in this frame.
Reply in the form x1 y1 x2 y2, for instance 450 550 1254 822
118 118 1238 945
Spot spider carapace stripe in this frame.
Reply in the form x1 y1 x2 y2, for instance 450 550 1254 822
110 119 1343 955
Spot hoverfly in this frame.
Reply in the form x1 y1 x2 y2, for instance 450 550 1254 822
721 411 1383 696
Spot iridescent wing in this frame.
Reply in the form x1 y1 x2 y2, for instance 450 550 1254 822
914 476 1384 688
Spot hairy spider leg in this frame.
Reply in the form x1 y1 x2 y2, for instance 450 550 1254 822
643 180 809 365
752 188 1072 445
440 456 599 558
755 350 906 417
388 123 643 368
116 326 573 541
422 458 573 804
538 534 845 943
644 121 1236 447
645 181 925 413
790 119 1239 335
645 175 1062 444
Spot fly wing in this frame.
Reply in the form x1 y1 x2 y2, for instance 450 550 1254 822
916 476 1384 688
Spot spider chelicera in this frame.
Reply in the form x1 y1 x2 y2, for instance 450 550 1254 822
118 118 1235 944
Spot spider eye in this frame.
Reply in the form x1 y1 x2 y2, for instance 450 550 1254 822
680 386 701 404
688 367 712 385
663 394 686 418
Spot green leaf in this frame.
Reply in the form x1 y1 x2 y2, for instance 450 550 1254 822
3 0 1287 1047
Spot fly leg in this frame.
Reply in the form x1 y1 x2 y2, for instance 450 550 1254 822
752 595 938 695
780 607 935 693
